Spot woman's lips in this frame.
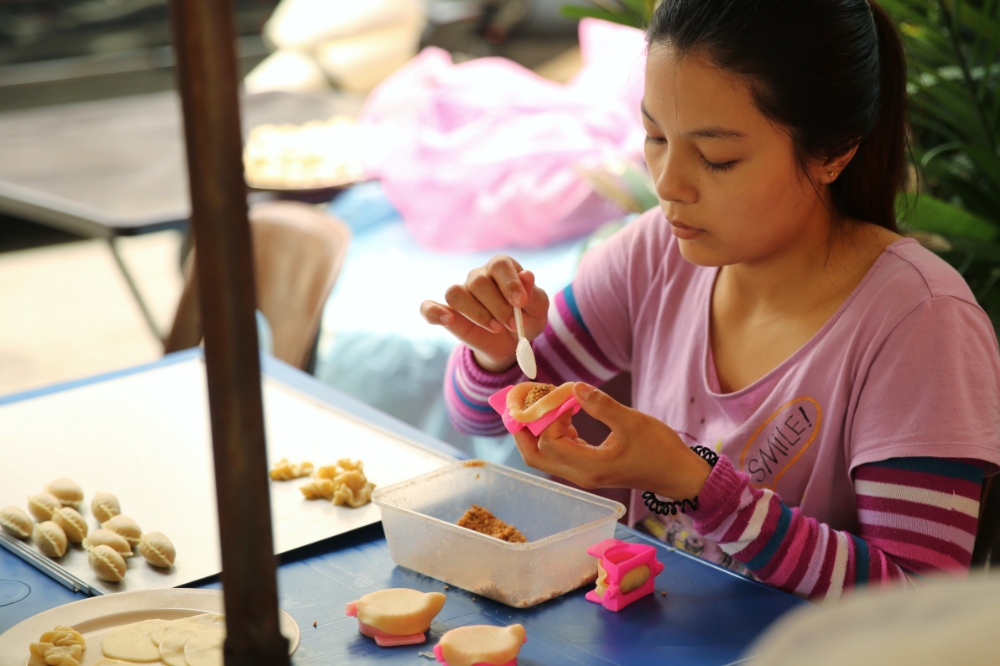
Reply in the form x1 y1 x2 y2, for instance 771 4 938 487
668 219 705 240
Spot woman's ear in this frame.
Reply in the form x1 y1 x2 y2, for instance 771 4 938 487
814 143 860 184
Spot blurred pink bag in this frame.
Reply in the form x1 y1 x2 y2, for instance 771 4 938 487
358 19 647 252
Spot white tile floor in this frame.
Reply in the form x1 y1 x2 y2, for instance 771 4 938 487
0 231 184 397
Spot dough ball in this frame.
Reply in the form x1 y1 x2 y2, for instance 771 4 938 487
139 531 176 568
83 529 133 558
27 492 62 522
89 544 127 582
101 515 142 547
91 492 121 523
0 505 32 539
35 521 68 558
46 478 84 508
53 507 88 543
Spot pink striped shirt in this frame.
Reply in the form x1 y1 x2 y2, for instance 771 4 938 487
443 209 1000 599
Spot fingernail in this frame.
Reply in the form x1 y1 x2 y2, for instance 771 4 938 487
508 317 517 331
575 383 595 401
440 312 452 325
490 319 504 332
513 292 526 307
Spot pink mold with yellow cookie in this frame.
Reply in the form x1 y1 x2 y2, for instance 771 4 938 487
488 382 581 436
585 538 664 612
346 589 446 647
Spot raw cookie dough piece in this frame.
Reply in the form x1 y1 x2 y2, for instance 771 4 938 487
91 492 121 523
436 624 526 666
270 458 314 480
506 382 574 423
332 470 375 508
102 515 142 548
83 529 134 558
95 660 135 665
27 492 62 522
101 619 166 662
0 505 32 538
310 459 376 508
53 507 88 543
35 521 68 558
300 478 335 500
46 478 84 508
457 505 527 543
89 545 127 582
35 644 82 665
29 625 85 666
139 531 176 568
355 589 447 636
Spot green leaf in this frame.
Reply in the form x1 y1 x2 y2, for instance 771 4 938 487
898 192 998 241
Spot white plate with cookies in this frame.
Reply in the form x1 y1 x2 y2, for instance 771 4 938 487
0 588 299 666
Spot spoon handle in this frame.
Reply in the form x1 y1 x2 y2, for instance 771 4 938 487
514 307 526 340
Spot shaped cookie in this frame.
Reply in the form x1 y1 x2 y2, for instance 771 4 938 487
346 589 446 647
434 624 526 666
139 531 176 568
0 506 32 539
46 478 84 508
91 492 121 523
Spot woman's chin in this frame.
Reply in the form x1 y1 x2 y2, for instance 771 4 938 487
675 237 731 268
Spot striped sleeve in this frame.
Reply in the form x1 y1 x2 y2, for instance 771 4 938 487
690 455 984 602
444 284 622 436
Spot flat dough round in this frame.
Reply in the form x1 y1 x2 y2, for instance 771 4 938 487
101 619 166 662
160 628 224 666
184 632 225 666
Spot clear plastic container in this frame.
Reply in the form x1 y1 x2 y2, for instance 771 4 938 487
373 460 626 608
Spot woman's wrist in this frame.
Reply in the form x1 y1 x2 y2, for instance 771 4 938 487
472 349 518 374
649 447 714 501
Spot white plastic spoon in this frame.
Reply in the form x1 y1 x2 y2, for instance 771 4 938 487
513 307 537 379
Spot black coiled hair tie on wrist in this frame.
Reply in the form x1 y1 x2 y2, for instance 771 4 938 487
642 445 719 516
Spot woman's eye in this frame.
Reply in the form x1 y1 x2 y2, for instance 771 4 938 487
702 156 738 172
644 135 667 145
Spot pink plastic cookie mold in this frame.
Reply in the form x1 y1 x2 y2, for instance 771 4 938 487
488 385 581 436
585 538 664 612
345 601 427 647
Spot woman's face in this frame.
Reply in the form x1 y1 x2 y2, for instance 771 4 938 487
642 43 828 267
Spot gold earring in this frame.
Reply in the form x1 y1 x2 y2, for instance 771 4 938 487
828 171 835 180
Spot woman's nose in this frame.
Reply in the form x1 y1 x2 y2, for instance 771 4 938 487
650 147 697 205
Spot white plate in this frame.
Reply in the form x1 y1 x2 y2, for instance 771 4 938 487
0 589 299 666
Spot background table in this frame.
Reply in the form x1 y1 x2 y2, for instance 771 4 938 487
0 352 804 665
0 90 362 340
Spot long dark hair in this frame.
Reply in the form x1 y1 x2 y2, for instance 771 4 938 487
647 0 908 232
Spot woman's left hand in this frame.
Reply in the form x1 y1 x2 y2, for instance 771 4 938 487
513 383 713 500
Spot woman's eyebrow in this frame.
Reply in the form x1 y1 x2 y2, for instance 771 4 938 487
640 102 659 126
641 102 746 140
687 126 747 140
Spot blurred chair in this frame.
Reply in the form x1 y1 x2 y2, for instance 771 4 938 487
164 200 350 371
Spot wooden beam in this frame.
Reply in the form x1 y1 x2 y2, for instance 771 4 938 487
167 0 289 663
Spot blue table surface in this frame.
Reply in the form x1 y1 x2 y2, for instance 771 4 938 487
0 351 804 665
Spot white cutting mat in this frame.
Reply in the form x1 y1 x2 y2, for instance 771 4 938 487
0 357 451 595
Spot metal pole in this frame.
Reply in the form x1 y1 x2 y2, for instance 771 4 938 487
166 1 289 664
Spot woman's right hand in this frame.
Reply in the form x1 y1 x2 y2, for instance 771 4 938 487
420 255 549 373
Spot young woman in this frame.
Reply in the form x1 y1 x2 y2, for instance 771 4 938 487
420 0 1000 601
